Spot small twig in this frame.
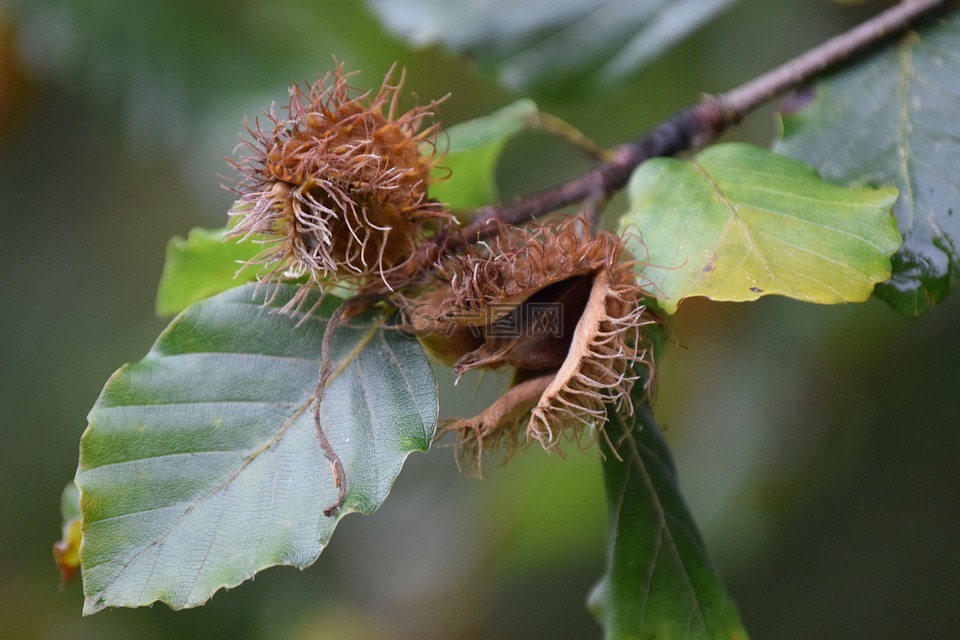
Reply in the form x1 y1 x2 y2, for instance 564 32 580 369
455 0 945 243
458 105 717 242
314 295 382 517
717 0 947 119
370 0 945 297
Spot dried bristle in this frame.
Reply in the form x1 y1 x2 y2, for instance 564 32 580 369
447 215 610 316
228 63 448 308
448 373 554 477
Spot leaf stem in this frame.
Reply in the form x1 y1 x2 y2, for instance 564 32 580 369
458 0 946 240
531 111 611 161
314 295 383 517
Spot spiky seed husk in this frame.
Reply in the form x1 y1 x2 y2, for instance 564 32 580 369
228 63 448 310
438 215 657 471
445 215 605 315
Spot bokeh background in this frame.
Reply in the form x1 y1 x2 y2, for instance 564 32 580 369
2 0 959 638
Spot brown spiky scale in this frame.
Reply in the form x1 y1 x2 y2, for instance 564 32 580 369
227 63 449 309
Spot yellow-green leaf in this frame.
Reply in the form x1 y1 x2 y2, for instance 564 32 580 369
155 225 261 317
620 143 901 313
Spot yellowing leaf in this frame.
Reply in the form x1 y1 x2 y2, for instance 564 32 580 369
620 143 901 313
53 482 82 586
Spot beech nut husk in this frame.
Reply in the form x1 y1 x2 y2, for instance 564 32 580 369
407 215 658 474
228 63 449 311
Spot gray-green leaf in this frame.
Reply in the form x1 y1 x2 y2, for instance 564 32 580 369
775 11 960 316
367 0 738 93
76 284 437 613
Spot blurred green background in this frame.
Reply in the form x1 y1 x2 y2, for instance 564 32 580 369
2 0 959 638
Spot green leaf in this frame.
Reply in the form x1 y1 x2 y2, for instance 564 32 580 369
775 12 960 317
620 143 901 314
590 400 748 640
368 0 738 93
431 99 540 210
76 284 437 613
155 226 261 317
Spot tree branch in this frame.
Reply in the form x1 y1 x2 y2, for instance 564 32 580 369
458 0 946 242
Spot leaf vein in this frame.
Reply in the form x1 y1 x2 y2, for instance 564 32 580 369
378 331 431 445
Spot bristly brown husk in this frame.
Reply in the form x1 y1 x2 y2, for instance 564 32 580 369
438 215 658 473
227 62 449 311
445 215 607 316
